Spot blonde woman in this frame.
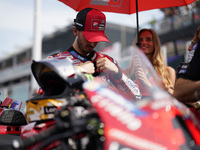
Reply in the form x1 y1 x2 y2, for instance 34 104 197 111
133 28 176 94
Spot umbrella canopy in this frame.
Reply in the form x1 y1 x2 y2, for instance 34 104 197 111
58 0 196 45
58 0 195 14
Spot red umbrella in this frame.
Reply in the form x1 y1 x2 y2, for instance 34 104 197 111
58 0 196 45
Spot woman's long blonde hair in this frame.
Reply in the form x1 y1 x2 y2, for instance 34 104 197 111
134 28 172 91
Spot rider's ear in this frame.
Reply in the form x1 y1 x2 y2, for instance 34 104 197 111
73 26 78 36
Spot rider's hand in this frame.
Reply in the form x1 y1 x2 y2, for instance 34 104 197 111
96 57 118 74
77 61 95 74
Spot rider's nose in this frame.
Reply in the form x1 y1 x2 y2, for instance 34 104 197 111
90 42 98 47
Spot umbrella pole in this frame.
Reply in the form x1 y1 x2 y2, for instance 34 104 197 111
136 0 140 47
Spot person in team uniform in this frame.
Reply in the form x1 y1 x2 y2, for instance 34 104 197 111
174 26 200 110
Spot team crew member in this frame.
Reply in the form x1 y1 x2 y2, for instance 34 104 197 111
174 26 200 111
174 40 200 106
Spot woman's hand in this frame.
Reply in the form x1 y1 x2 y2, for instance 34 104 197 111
134 68 152 87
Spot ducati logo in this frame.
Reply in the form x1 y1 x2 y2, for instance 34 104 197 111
93 22 98 28
91 20 105 31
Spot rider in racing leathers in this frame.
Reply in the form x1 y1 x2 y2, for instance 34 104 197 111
38 8 141 100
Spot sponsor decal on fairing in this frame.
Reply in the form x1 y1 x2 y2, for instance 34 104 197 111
84 79 146 115
98 88 146 115
108 128 167 150
108 142 132 150
122 74 141 97
151 100 174 110
91 94 142 131
44 106 57 114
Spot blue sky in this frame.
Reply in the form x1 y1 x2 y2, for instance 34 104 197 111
0 0 164 59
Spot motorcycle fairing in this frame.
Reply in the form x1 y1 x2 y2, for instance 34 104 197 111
83 78 200 150
31 58 87 96
0 125 22 134
25 97 67 122
0 98 27 134
31 58 76 85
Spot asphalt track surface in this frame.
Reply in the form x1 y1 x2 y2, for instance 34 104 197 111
0 134 21 150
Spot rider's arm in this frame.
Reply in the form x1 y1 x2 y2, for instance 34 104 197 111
173 78 200 103
108 60 142 100
174 41 200 103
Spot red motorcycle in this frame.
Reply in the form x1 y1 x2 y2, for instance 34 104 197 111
12 46 200 150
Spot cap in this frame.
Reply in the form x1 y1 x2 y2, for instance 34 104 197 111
74 8 110 43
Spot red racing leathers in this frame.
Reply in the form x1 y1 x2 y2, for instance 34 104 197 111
38 46 141 100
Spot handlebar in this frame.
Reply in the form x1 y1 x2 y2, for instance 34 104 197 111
12 104 99 150
13 126 58 150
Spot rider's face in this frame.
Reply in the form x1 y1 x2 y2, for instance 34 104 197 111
77 31 98 56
